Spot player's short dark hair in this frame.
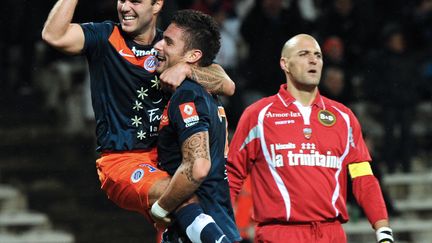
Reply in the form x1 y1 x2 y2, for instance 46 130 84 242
171 9 221 67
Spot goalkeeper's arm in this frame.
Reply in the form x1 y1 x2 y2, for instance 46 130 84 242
348 162 394 243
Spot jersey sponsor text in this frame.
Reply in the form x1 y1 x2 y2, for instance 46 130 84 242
131 46 158 57
265 111 301 118
270 143 341 169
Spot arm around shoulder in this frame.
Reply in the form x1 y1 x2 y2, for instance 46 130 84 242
191 63 235 96
160 63 236 95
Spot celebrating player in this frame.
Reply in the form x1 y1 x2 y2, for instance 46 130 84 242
41 0 235 240
150 9 241 243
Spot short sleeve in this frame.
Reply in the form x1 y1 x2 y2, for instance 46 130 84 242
168 89 210 144
80 21 114 60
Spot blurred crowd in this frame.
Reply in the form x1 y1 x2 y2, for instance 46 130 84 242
1 0 432 174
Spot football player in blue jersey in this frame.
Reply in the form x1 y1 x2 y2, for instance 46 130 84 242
42 0 235 242
150 9 241 243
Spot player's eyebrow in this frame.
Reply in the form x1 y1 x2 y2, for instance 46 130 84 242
163 35 174 45
298 50 322 57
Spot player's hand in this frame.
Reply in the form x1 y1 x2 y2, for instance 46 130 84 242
160 62 191 91
376 227 394 243
152 215 172 229
150 200 172 228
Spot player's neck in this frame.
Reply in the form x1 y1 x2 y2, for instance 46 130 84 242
286 82 318 106
132 24 157 46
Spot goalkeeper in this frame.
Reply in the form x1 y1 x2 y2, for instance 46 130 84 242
227 34 394 243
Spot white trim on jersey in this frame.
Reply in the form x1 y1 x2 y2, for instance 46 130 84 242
331 106 351 218
240 125 261 150
277 93 289 107
258 103 291 221
293 101 312 125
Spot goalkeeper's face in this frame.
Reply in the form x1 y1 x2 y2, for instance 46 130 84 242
281 35 323 89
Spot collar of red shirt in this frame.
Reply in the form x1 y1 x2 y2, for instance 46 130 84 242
277 83 325 109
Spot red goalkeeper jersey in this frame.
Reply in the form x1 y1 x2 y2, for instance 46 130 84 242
227 84 371 224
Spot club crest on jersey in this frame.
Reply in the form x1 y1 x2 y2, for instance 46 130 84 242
318 110 336 127
143 55 157 73
180 102 199 127
217 106 226 122
303 127 312 139
159 106 169 129
130 168 144 183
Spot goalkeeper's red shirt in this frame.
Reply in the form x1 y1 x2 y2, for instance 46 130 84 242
227 84 371 224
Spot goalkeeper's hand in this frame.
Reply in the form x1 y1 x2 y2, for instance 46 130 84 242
376 227 394 243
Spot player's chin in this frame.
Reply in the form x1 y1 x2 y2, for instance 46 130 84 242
156 64 165 74
120 24 136 35
307 75 321 84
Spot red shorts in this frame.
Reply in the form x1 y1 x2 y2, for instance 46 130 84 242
95 149 169 222
255 221 346 243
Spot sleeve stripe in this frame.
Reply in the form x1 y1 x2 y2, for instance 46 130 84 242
348 162 373 178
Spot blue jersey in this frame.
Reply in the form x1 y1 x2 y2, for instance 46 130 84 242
81 21 169 152
158 80 240 242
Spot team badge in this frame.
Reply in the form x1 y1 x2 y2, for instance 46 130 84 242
318 110 336 127
303 127 312 140
179 102 199 127
143 55 157 73
217 106 226 122
131 168 144 183
159 105 170 130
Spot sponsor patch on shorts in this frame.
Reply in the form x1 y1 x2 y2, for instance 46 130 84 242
131 168 145 183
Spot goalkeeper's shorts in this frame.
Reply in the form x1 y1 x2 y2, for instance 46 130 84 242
255 220 346 243
96 148 169 222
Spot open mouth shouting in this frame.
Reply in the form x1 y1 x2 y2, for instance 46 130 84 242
155 54 167 71
156 55 166 65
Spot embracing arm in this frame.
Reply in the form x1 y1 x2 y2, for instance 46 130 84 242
41 0 85 55
160 63 235 96
190 64 235 96
156 131 211 213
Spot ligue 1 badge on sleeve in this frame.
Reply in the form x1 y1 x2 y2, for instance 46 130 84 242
303 127 312 140
318 110 336 127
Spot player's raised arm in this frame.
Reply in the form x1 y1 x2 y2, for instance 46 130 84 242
41 0 85 55
160 63 235 96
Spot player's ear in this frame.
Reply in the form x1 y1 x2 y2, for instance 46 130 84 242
280 57 290 73
152 0 164 15
185 49 202 64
